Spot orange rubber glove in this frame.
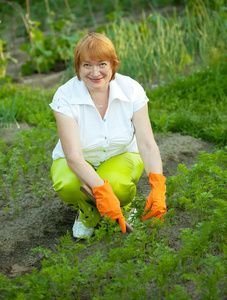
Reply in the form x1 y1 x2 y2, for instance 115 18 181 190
142 172 167 222
92 180 126 233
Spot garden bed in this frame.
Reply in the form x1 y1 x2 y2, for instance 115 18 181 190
0 127 215 278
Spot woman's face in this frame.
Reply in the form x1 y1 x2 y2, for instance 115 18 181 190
79 58 112 92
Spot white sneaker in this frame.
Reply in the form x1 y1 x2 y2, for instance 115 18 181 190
72 219 94 239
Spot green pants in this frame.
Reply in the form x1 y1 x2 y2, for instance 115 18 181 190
51 152 144 228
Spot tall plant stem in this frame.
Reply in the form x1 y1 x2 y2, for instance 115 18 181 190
87 0 97 27
26 0 30 20
44 0 50 15
64 0 78 30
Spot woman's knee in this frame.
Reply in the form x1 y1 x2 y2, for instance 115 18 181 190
97 152 143 181
51 158 82 206
53 175 78 194
109 179 137 206
96 152 143 205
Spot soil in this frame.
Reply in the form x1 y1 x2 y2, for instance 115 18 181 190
0 124 215 278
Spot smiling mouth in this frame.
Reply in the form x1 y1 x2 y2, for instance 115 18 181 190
89 78 103 83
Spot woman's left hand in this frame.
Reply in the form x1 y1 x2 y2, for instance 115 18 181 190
142 172 167 221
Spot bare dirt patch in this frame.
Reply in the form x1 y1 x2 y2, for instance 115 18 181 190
0 126 215 278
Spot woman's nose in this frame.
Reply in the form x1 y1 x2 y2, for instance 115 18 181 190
91 66 100 76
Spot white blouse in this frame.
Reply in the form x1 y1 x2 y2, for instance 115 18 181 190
50 73 149 168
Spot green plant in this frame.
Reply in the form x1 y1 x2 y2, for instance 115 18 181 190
147 62 227 144
0 156 226 299
167 148 227 225
0 91 18 124
0 126 57 215
0 83 55 126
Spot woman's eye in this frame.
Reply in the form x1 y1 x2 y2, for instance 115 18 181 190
83 63 90 67
100 62 107 66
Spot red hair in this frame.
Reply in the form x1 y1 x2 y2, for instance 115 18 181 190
74 32 120 81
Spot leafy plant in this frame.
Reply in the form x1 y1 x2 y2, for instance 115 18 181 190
0 126 57 214
19 17 83 75
167 148 227 224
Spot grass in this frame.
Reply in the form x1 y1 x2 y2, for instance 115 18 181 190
82 2 227 87
0 84 55 127
146 61 227 145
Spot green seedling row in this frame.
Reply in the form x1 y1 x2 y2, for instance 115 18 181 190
0 148 226 299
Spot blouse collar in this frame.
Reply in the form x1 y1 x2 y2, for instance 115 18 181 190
70 75 129 105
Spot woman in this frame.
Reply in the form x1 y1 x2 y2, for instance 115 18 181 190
50 32 167 238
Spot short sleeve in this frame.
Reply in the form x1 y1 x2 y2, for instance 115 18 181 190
133 81 149 112
49 88 74 118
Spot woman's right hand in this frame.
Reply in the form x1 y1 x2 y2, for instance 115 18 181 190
92 180 126 233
